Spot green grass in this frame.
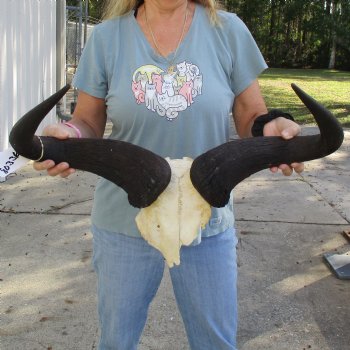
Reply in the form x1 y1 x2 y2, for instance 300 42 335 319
259 68 350 127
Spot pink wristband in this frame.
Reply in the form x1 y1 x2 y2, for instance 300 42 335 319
64 122 82 138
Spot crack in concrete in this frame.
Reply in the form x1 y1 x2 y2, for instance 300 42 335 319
45 197 93 212
0 210 90 216
236 219 347 226
299 176 350 224
0 198 93 216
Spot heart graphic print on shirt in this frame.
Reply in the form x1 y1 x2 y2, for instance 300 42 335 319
131 61 203 121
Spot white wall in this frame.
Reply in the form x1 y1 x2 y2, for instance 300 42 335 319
0 0 57 151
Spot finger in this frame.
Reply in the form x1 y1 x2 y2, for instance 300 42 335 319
269 166 279 173
279 164 293 176
59 168 76 178
32 159 55 171
291 162 304 174
46 162 71 177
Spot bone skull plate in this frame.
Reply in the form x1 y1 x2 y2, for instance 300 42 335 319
136 157 211 267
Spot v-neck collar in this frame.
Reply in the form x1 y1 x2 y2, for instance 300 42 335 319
131 3 199 64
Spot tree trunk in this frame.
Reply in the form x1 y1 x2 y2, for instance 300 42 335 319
268 0 277 62
328 0 338 69
328 33 337 69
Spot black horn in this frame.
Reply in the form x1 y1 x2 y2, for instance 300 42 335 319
190 84 344 208
9 85 171 208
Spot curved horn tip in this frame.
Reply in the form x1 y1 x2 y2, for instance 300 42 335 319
291 83 306 98
291 82 298 91
291 83 314 101
63 83 71 91
290 82 344 155
57 84 71 96
9 84 72 159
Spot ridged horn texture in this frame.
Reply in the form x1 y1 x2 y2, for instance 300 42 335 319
190 83 344 208
9 85 171 208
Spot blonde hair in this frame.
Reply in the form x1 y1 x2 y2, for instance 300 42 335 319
102 0 222 25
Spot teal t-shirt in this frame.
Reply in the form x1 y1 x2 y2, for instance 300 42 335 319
73 5 268 237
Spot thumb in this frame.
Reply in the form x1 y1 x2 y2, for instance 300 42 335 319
42 124 72 139
281 127 294 140
281 124 301 140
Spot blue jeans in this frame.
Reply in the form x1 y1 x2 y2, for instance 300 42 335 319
92 225 238 350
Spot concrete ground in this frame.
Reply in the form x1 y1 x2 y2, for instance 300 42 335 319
0 127 349 350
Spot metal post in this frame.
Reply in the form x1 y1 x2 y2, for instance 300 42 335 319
56 0 66 91
56 0 68 120
84 0 89 45
78 0 83 58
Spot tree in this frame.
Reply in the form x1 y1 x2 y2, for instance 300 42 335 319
223 0 350 70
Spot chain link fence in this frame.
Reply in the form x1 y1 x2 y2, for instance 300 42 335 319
65 1 100 113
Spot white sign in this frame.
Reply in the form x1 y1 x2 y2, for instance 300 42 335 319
0 147 29 180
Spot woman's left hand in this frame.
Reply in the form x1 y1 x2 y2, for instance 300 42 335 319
263 117 305 176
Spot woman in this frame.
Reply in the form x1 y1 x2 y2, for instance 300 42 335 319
34 1 303 349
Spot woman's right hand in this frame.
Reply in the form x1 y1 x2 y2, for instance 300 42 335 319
33 90 107 178
32 123 77 178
